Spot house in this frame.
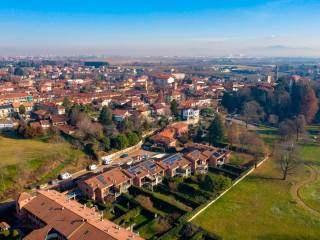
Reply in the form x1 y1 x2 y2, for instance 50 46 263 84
170 122 189 136
39 120 50 129
184 150 209 174
127 160 164 190
151 128 177 149
12 102 33 114
152 103 168 116
112 109 131 122
50 114 68 126
181 107 200 121
0 93 33 105
16 190 143 240
0 105 13 118
56 124 76 135
78 167 133 202
0 222 10 231
32 109 51 120
157 153 192 178
154 73 175 86
185 143 230 167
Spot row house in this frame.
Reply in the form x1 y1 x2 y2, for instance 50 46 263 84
184 150 209 174
157 153 192 178
185 143 231 167
127 160 165 191
16 190 143 240
78 167 133 202
0 93 33 105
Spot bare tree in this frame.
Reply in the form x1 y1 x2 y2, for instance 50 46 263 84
242 101 264 128
276 142 299 180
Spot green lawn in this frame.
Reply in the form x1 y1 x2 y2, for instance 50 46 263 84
299 143 320 213
0 134 89 199
192 128 320 240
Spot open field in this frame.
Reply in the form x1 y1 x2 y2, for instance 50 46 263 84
0 133 89 199
192 127 320 240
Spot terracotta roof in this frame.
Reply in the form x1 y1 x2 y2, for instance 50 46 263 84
19 190 143 240
83 167 131 190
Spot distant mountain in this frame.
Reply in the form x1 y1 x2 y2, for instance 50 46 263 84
242 45 320 57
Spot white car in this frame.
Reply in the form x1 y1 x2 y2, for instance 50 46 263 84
88 164 98 171
59 172 72 180
102 157 112 165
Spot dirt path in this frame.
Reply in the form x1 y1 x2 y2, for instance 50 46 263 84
290 164 320 217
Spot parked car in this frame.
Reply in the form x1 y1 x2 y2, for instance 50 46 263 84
49 180 59 185
102 157 112 165
120 153 129 158
87 164 97 171
37 183 48 189
58 172 72 180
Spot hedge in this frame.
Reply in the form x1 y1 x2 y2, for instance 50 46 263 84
129 185 189 214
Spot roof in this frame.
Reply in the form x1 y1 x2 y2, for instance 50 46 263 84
112 109 129 116
83 167 131 190
19 190 143 240
128 160 163 179
158 154 190 170
51 114 68 123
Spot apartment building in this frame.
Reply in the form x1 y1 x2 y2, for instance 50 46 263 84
16 190 143 240
78 167 133 202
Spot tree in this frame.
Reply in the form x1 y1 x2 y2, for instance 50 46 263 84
101 136 111 151
170 100 179 118
226 123 240 149
242 100 264 128
99 106 113 125
299 86 318 124
207 114 225 145
14 67 24 76
112 134 129 149
293 115 306 140
279 119 296 141
19 104 26 115
126 132 140 146
276 142 299 180
62 97 72 110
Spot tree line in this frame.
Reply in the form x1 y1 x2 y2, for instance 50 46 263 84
222 77 319 126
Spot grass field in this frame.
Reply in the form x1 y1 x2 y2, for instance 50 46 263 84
192 128 320 240
0 133 89 199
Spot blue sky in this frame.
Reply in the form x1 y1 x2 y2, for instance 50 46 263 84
0 0 320 56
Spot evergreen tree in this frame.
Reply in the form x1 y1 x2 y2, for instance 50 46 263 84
99 106 113 125
207 114 225 145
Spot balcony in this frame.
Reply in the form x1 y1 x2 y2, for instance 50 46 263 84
196 163 208 174
176 167 191 177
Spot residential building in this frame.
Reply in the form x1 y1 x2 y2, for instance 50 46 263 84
157 153 192 178
16 190 143 240
127 160 165 190
78 167 133 202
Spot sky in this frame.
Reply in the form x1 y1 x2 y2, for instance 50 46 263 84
0 0 320 57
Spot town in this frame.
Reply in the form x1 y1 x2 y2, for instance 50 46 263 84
0 56 320 239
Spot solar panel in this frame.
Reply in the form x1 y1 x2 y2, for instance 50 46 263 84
143 161 157 170
128 165 142 174
97 175 108 185
162 154 182 165
213 152 221 157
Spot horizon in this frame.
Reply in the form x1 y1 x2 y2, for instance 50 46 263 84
1 0 320 57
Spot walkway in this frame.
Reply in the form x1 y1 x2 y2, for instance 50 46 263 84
290 164 320 217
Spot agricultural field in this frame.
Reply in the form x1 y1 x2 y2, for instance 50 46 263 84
0 131 90 200
192 127 320 240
